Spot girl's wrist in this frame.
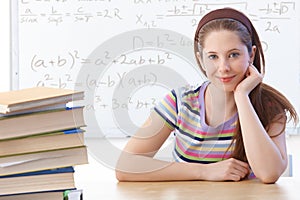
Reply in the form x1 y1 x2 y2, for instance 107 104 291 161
234 92 251 109
188 162 207 180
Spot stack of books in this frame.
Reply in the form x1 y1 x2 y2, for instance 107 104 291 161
0 87 88 199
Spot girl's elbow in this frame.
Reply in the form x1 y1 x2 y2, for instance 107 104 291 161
115 170 128 182
257 171 282 184
257 161 287 184
259 175 279 184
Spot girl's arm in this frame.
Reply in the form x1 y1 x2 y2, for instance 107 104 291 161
115 111 250 182
115 111 199 181
234 65 288 184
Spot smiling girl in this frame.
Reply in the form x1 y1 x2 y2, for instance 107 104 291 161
116 8 298 183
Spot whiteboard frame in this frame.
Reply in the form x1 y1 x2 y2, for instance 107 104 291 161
11 0 19 90
10 0 300 135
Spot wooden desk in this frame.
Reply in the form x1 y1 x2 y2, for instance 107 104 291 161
116 178 299 200
75 154 300 200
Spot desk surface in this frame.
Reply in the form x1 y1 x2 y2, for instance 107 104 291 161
117 178 300 200
75 154 300 200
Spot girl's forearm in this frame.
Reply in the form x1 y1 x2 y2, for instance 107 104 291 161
115 153 202 182
235 94 286 183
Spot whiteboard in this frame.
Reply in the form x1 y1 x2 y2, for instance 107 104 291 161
11 0 300 137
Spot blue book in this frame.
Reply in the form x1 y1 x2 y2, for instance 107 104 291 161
0 166 75 178
0 167 76 196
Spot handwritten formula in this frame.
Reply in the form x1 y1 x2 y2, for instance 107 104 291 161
13 0 300 136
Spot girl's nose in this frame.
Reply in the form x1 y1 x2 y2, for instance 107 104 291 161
218 58 230 72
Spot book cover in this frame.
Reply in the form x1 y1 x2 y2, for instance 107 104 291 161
0 166 75 178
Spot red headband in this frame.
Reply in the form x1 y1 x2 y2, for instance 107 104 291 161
197 8 253 36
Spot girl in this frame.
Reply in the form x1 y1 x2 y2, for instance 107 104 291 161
115 8 298 183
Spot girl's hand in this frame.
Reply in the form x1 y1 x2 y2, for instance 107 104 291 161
234 64 264 97
202 158 250 181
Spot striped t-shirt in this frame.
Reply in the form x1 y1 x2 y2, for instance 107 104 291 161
154 81 238 164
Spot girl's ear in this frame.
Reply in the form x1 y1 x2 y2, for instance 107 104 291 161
196 52 206 71
250 45 257 63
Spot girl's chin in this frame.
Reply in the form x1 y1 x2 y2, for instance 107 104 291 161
214 82 238 92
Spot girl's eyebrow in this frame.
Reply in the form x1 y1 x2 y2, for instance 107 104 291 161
204 48 242 54
228 48 242 52
203 50 217 54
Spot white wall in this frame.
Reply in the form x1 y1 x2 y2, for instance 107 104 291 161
0 1 11 92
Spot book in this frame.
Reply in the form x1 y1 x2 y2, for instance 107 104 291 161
0 189 83 200
0 129 85 157
0 167 75 196
64 189 83 200
0 87 84 114
0 190 65 200
0 107 85 140
0 102 67 117
0 87 87 199
0 146 88 176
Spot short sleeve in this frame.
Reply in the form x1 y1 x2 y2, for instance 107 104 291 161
153 90 178 129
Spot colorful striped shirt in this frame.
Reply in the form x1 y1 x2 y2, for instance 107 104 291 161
154 81 238 164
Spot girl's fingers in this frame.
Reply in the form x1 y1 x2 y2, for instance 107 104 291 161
249 64 264 77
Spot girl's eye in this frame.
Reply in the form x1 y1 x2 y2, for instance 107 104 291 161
208 55 217 60
229 52 240 58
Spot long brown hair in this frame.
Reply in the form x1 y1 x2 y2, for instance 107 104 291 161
194 17 298 162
